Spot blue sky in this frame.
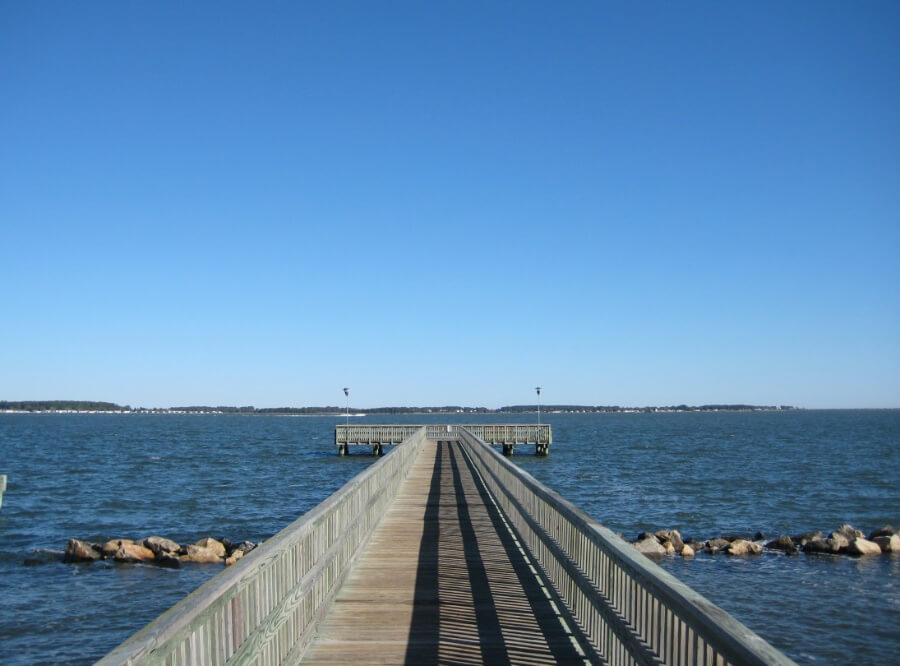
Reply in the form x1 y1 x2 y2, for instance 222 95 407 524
1 2 898 409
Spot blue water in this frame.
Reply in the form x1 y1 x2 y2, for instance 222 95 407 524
0 411 897 664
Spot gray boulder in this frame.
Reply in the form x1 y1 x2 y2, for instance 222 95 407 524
113 542 155 563
873 534 900 553
181 544 224 564
634 537 667 559
792 530 822 547
143 536 181 555
64 539 101 563
726 539 762 556
802 538 841 554
101 539 134 558
835 524 864 541
230 540 258 556
704 538 730 554
193 537 226 558
765 535 798 554
868 525 897 540
155 552 181 568
847 537 882 556
827 532 850 553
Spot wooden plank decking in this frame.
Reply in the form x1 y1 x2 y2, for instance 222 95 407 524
302 440 596 665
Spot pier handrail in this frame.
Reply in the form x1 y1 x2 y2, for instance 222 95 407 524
336 423 551 447
335 424 421 445
98 427 429 665
456 427 795 666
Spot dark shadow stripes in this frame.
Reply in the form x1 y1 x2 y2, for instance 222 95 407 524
447 444 511 665
404 441 443 664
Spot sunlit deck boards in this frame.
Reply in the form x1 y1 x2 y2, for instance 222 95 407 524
302 441 596 665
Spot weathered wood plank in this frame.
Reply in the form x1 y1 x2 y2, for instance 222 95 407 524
301 441 592 665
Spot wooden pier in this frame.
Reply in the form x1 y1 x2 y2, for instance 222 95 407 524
100 426 794 666
302 439 590 664
336 424 552 456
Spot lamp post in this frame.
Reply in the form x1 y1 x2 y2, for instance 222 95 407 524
535 386 542 425
343 387 349 429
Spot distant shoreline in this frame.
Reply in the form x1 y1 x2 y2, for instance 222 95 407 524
0 400 807 415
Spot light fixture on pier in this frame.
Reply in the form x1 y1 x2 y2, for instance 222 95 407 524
343 388 349 429
535 386 542 425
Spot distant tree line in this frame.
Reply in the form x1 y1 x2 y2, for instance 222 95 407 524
2 401 797 414
0 400 129 412
499 404 796 413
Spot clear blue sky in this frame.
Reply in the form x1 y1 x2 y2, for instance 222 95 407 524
2 2 898 409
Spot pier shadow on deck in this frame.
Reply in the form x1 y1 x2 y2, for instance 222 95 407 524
402 441 598 665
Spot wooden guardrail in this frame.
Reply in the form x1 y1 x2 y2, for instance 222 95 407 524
336 424 551 455
98 427 429 665
456 427 795 666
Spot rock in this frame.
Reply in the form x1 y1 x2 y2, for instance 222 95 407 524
101 539 134 558
868 525 897 540
753 531 766 541
681 544 695 558
634 537 667 559
663 541 676 555
685 540 704 553
181 544 224 564
704 538 730 553
765 535 797 553
667 530 684 552
726 539 762 556
847 537 882 556
637 532 659 543
827 532 851 553
193 537 226 558
155 552 181 569
225 549 244 566
64 539 101 563
792 530 822 546
803 538 841 554
114 542 155 563
230 541 257 556
835 524 864 541
143 536 181 555
873 534 900 553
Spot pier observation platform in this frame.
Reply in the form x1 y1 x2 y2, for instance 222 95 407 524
336 424 551 456
100 426 794 666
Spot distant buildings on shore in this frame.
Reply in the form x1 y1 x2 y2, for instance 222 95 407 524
1 400 799 415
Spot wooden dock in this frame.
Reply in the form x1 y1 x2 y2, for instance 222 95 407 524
302 440 593 664
99 425 794 666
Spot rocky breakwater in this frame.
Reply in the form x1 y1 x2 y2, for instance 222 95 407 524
631 524 898 560
63 536 257 568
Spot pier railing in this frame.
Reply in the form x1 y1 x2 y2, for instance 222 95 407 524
456 427 794 666
337 423 551 452
335 424 421 445
98 427 429 666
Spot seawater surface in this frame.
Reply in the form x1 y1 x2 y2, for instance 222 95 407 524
0 411 897 664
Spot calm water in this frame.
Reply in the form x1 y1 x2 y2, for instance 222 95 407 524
0 411 897 664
